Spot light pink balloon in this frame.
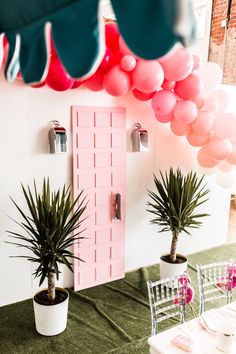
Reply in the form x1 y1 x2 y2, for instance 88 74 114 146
174 73 203 100
120 55 136 72
191 111 215 135
155 112 174 123
196 62 223 92
218 161 234 172
207 137 232 160
151 90 177 116
103 66 131 96
173 100 198 124
202 95 218 112
132 60 164 93
162 79 176 91
193 97 205 109
213 113 236 139
193 55 201 70
170 119 191 136
213 89 229 113
158 48 193 81
197 146 219 168
227 144 236 165
187 131 210 147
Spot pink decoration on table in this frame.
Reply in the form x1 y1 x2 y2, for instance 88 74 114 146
173 272 194 306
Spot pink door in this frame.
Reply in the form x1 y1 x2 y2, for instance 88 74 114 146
71 106 126 290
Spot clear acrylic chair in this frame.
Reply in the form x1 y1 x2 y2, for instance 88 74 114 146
147 275 186 336
197 261 234 315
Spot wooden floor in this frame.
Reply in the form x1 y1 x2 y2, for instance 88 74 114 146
227 197 236 243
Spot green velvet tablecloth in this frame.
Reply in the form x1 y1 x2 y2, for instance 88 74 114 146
1 243 235 354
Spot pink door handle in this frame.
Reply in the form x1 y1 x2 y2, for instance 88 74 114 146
115 193 121 220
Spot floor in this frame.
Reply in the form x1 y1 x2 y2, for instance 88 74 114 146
227 196 236 243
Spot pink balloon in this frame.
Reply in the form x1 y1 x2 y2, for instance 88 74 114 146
151 90 177 116
213 89 229 113
120 55 136 72
173 100 198 124
193 97 205 109
174 73 202 100
202 95 218 112
197 146 219 168
186 131 210 147
132 89 156 101
170 119 191 136
162 79 176 91
213 113 236 139
227 144 236 165
84 71 104 91
158 48 194 81
196 62 223 92
155 112 173 123
218 161 234 172
191 111 215 135
103 65 131 96
193 55 201 70
132 60 164 93
207 137 232 160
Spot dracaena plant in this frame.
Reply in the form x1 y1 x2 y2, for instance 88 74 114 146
147 168 209 263
7 179 87 302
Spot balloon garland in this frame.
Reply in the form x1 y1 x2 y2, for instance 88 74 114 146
1 21 236 188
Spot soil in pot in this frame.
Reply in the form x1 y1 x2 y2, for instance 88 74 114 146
34 289 68 306
161 254 187 264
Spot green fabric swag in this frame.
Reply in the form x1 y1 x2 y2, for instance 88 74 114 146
0 0 196 84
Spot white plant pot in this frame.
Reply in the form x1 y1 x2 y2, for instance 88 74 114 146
160 253 188 280
33 287 69 336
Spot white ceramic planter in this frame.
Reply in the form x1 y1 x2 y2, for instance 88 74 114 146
33 287 69 336
160 253 188 280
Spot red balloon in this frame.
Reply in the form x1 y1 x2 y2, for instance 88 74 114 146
98 48 113 73
30 81 46 88
84 71 104 91
162 79 176 91
132 89 156 101
105 22 120 52
71 80 83 89
46 57 74 91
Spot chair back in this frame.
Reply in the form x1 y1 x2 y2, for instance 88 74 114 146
147 274 187 336
197 261 233 315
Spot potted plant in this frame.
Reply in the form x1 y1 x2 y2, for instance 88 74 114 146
147 168 209 280
7 179 87 336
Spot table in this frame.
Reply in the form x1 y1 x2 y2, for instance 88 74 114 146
148 302 236 353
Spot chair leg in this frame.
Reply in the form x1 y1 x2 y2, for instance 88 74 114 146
199 295 204 315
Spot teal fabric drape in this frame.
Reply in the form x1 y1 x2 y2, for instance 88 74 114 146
0 0 196 84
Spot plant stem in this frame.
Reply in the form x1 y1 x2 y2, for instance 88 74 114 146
170 231 179 263
48 272 56 301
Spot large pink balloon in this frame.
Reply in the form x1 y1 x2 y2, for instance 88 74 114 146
196 62 223 92
170 119 191 136
174 73 202 100
120 55 136 72
158 48 193 81
207 137 232 160
197 146 219 168
214 113 236 139
187 131 210 147
132 60 164 93
155 112 173 123
46 57 74 91
191 111 215 135
151 90 177 116
173 101 198 124
103 66 131 96
227 144 236 165
132 89 156 101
